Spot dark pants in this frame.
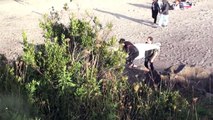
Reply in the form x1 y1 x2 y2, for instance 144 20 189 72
152 11 158 23
126 51 139 66
144 59 154 71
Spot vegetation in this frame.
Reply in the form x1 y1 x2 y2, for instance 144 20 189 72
0 6 212 120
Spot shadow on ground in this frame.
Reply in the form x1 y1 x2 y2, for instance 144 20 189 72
128 3 151 9
94 8 154 27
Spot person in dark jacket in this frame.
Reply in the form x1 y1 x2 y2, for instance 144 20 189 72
151 0 160 24
119 38 139 68
158 0 170 27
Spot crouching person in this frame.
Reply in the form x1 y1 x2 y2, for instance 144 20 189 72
119 38 139 68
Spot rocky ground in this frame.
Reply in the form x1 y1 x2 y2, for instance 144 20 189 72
0 0 213 71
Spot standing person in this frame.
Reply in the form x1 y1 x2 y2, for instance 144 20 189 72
158 0 170 27
151 0 160 24
119 38 139 68
144 37 160 71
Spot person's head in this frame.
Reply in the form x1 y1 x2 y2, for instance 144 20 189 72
146 36 153 44
119 38 126 44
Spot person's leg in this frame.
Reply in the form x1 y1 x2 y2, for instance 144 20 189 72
150 62 155 71
127 53 135 66
126 57 131 65
158 14 164 27
163 15 169 26
154 16 157 24
132 51 139 61
127 55 134 66
156 12 159 24
154 12 158 24
152 10 155 19
129 51 139 67
144 59 149 69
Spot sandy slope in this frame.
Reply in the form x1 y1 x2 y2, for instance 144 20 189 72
0 0 213 70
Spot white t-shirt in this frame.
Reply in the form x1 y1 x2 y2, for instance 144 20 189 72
158 0 163 9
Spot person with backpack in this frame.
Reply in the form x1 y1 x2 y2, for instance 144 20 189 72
119 38 139 68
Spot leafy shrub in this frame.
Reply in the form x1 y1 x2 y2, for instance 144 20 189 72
0 55 36 119
120 82 189 120
0 94 33 120
0 7 199 120
21 8 127 120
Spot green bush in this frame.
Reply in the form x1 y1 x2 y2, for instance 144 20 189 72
0 55 36 119
0 7 203 120
21 9 127 119
119 82 189 120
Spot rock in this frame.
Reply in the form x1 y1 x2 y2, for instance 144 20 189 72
161 64 213 95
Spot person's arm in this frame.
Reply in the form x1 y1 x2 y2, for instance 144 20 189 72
157 3 160 12
151 2 154 10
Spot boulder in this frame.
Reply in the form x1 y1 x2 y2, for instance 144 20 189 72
161 64 213 94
